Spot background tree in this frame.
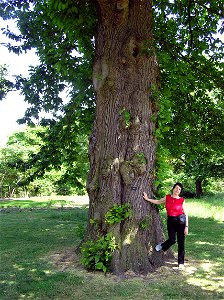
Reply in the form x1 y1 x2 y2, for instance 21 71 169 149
0 0 223 273
26 121 90 195
0 64 14 100
153 1 224 196
0 127 44 197
160 88 224 196
0 126 88 197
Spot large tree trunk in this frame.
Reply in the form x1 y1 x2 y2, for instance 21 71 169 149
86 0 166 274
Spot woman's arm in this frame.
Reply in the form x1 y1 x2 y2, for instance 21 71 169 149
183 201 189 235
182 202 188 225
143 192 166 205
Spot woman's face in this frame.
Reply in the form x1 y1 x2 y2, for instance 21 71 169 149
173 185 182 196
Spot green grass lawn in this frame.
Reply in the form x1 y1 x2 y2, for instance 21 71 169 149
0 194 223 299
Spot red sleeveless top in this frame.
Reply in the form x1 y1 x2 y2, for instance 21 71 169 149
165 194 184 216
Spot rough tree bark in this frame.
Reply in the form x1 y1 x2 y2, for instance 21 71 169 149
86 0 166 274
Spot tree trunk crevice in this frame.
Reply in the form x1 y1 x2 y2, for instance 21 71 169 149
86 0 165 274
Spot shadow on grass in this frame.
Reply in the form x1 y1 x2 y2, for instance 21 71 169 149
166 215 224 298
186 216 223 261
0 207 223 299
0 207 89 299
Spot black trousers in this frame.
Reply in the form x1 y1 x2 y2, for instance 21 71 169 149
161 216 185 265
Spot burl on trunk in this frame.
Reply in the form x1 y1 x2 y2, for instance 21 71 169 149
86 0 166 274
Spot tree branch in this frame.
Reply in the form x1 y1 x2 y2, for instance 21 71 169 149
187 0 193 49
194 1 224 18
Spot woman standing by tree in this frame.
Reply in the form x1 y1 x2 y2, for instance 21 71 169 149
143 182 188 269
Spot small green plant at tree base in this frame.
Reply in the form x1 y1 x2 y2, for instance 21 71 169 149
81 233 117 273
105 204 131 225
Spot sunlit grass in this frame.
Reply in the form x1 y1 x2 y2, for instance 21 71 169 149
0 195 89 209
185 193 223 221
0 193 223 299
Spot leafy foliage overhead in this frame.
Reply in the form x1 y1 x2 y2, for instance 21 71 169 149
0 0 223 187
0 64 14 100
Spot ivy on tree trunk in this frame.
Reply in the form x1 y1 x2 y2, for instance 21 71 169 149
86 0 166 274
